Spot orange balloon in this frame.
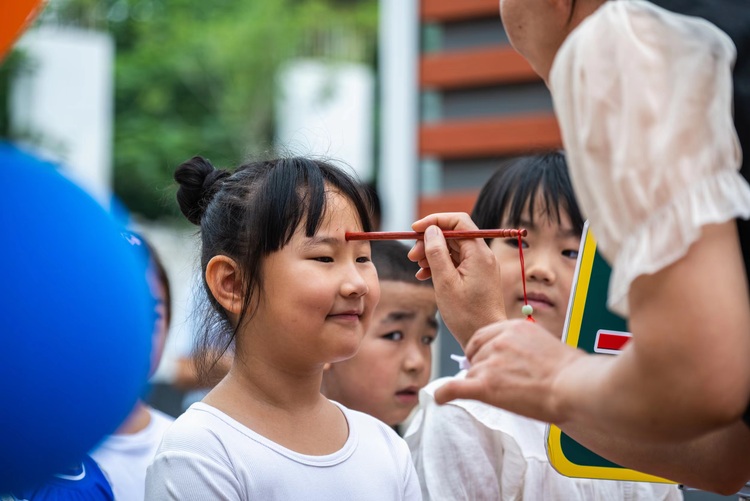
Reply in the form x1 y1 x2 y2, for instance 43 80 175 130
0 0 46 61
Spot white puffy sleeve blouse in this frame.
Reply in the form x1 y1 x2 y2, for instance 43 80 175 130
550 0 750 316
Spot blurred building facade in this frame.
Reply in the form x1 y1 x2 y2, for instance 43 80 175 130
416 0 562 218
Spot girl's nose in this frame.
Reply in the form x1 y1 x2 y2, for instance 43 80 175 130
341 267 369 297
526 251 556 284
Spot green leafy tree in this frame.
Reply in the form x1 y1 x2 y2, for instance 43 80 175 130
4 0 377 219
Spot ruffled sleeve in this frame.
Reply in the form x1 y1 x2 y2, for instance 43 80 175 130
550 0 750 316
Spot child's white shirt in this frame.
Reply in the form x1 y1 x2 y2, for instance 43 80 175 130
90 407 174 501
145 401 421 500
550 0 750 316
405 373 683 501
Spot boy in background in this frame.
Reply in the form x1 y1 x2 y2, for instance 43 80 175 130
91 233 175 501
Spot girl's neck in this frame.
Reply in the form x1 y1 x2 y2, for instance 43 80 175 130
204 356 349 456
114 400 151 435
205 353 327 415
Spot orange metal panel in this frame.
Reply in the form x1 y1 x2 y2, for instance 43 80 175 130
421 0 499 22
420 115 562 159
420 47 539 89
418 191 479 219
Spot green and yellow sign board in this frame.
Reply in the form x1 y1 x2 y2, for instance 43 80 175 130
546 223 673 483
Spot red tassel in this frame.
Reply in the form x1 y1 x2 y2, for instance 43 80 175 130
518 234 535 323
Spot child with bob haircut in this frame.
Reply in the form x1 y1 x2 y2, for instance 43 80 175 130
322 240 438 431
405 152 681 500
91 232 175 501
145 156 421 500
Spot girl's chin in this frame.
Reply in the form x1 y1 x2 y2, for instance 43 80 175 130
329 345 362 364
536 318 566 339
510 309 563 334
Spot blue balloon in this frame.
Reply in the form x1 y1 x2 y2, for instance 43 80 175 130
0 143 153 492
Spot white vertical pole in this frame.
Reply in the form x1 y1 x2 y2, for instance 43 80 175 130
378 0 419 231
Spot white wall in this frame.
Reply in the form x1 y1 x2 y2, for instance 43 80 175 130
10 26 114 206
275 59 375 182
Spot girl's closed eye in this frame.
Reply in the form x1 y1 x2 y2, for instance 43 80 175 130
505 238 528 249
382 331 404 342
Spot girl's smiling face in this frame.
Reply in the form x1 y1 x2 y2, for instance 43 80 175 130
244 188 381 370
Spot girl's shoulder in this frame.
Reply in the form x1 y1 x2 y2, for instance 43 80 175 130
157 402 240 455
332 401 407 448
331 402 417 478
333 401 393 432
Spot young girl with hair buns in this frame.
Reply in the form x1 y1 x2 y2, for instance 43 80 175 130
145 156 420 500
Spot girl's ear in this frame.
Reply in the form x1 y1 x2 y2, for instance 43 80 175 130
206 255 244 316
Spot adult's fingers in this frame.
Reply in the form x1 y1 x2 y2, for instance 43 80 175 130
408 240 429 268
412 212 506 347
410 213 486 275
415 265 432 281
408 240 432 280
412 212 479 233
464 321 509 360
434 377 487 405
421 226 459 285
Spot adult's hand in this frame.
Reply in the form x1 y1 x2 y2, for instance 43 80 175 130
408 212 505 348
434 319 584 423
437 222 750 444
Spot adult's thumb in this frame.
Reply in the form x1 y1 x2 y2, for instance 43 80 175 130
422 225 456 282
434 378 484 405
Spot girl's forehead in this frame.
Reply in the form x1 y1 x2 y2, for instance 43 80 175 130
322 202 365 230
326 189 362 214
294 190 364 237
505 191 549 214
502 195 571 226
